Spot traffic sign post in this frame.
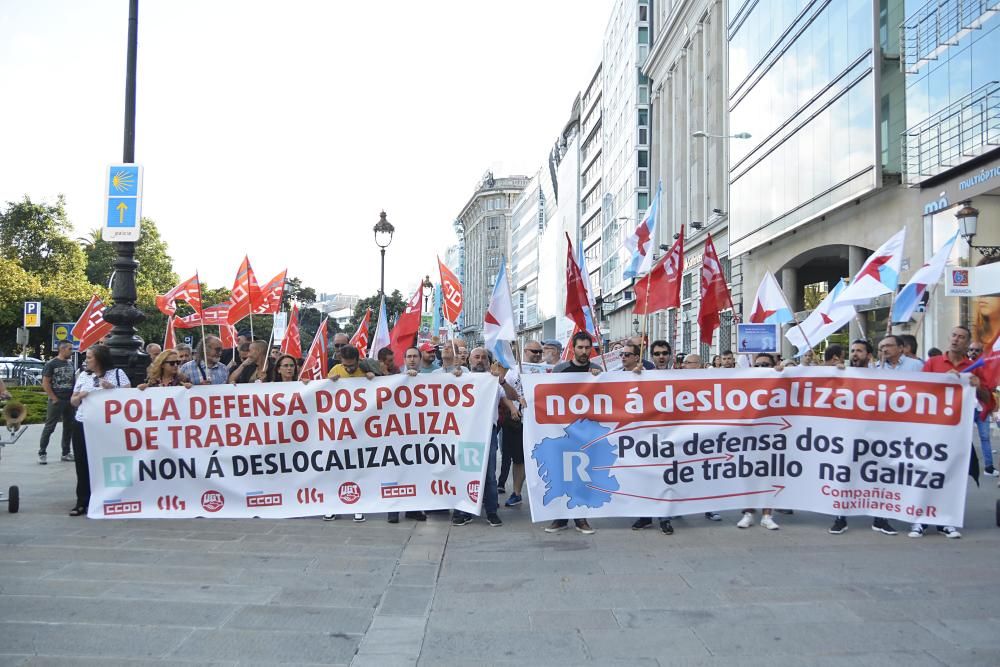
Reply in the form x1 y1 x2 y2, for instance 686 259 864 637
51 322 80 352
23 302 41 328
102 164 143 242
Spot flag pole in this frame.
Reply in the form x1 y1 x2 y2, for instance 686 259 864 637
885 291 895 336
639 270 652 363
245 260 254 340
586 302 607 371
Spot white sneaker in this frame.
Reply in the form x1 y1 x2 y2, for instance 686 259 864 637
908 523 924 538
736 512 754 529
353 513 366 522
760 515 780 530
938 526 961 539
323 514 336 521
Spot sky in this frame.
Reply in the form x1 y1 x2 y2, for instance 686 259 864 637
0 0 613 299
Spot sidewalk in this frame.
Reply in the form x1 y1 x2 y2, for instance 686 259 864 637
1 425 1000 665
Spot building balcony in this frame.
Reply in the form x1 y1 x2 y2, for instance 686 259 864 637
900 0 1000 73
902 80 1000 185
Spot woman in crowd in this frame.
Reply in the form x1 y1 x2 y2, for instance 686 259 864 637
140 349 192 389
68 344 130 516
973 256 1000 346
270 354 300 382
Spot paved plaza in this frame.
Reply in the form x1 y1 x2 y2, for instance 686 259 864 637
1 426 1000 666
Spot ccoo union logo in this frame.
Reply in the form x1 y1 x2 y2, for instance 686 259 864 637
103 499 141 516
246 491 282 508
381 482 416 498
201 490 225 512
338 482 361 504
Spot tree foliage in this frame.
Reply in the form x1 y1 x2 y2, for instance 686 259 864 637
348 289 405 335
82 219 178 293
0 196 85 277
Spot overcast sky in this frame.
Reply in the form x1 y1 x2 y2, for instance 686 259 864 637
0 0 613 299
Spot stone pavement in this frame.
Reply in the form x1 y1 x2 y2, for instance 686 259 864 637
1 425 1000 666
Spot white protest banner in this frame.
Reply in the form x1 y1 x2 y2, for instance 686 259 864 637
83 374 497 518
522 368 976 526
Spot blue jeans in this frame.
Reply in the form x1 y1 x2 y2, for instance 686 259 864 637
975 410 993 468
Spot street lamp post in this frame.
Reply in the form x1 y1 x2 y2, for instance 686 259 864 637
373 211 395 297
103 0 147 383
956 202 1000 258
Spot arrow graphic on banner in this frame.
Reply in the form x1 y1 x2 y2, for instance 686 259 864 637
116 201 128 223
585 483 785 502
579 417 792 451
592 453 736 470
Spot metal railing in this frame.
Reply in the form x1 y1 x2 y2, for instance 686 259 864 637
900 0 1000 73
902 81 1000 184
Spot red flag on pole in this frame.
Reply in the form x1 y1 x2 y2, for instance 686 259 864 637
219 323 240 350
163 316 176 350
280 304 302 359
156 274 203 316
390 285 423 367
254 269 287 315
299 317 329 380
72 295 113 352
351 308 372 357
438 257 463 324
564 233 590 332
697 233 734 345
634 226 684 315
227 256 262 324
174 302 231 328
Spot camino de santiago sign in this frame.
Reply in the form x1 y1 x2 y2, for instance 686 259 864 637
83 374 496 518
522 367 976 527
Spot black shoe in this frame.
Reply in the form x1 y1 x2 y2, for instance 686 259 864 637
659 520 674 535
497 486 507 494
828 517 848 534
405 511 427 521
631 517 653 530
387 513 399 524
486 513 503 527
451 513 472 526
776 509 794 515
872 518 897 535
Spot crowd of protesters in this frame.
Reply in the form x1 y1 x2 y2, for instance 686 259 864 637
22 324 996 537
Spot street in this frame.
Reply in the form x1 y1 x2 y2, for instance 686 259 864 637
2 425 1000 666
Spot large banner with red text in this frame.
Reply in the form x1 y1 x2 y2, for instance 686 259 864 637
522 368 976 526
82 375 497 518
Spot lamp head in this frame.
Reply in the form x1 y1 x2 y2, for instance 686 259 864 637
374 211 395 249
956 202 979 241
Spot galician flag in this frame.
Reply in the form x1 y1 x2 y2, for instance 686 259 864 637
785 278 855 356
748 271 795 325
368 296 391 359
623 182 662 279
835 228 906 304
891 230 959 323
483 256 517 369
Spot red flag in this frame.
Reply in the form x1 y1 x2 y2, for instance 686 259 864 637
697 233 734 345
634 226 684 315
219 323 239 350
254 269 287 315
72 295 113 352
227 256 262 324
438 257 463 324
351 308 372 357
561 324 600 361
163 316 176 350
390 285 423 367
156 274 203 316
174 302 231 328
564 233 590 332
280 304 302 359
299 317 329 380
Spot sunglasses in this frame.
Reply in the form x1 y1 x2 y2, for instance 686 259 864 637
652 351 670 356
164 360 180 366
525 349 543 354
333 343 346 348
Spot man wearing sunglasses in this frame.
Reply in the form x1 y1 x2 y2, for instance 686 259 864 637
181 335 230 385
649 340 672 370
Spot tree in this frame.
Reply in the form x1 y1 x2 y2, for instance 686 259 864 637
348 289 405 335
82 219 178 293
282 276 317 309
0 196 85 277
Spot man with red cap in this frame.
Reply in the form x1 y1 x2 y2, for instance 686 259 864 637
418 342 440 374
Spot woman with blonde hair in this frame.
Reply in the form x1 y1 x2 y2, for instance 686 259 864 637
140 349 192 389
